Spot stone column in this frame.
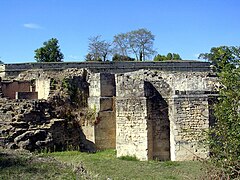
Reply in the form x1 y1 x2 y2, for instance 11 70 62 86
86 73 116 149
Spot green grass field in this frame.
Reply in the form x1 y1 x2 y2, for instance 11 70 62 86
0 148 206 179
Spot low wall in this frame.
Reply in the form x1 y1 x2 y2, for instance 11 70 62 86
1 61 211 78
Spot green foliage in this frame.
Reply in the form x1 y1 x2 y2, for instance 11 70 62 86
199 46 240 72
118 155 139 161
112 54 135 61
49 150 205 179
153 53 182 61
205 46 240 178
1 149 207 179
34 38 64 62
0 149 77 179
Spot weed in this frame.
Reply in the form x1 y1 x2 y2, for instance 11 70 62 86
118 155 139 161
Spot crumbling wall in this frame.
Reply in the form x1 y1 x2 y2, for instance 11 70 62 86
0 64 218 161
0 68 95 152
0 99 94 152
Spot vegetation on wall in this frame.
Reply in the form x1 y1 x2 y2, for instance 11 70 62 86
153 53 182 61
112 54 135 61
200 46 240 179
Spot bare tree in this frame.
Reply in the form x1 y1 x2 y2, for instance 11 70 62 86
129 28 155 61
113 33 129 57
87 36 111 61
113 28 155 61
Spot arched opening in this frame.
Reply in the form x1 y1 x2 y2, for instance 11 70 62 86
145 81 170 161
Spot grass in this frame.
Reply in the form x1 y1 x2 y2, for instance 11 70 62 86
0 148 206 180
0 149 78 180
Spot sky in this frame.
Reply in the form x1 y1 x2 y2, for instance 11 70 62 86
0 0 240 63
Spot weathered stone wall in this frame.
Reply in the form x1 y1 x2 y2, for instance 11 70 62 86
1 61 211 78
0 62 219 161
116 96 148 160
115 69 217 161
86 73 116 150
16 92 38 100
35 78 50 100
0 69 95 153
169 94 209 161
145 82 170 161
1 81 32 99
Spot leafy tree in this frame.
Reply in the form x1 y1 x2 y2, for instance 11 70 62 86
34 38 64 62
153 53 182 61
85 53 94 61
153 54 167 61
199 46 240 71
202 46 240 178
87 35 111 61
112 54 135 61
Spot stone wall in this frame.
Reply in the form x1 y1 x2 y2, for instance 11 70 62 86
16 92 38 100
0 68 96 153
85 73 116 150
1 61 211 78
115 69 217 161
0 62 219 161
169 94 209 161
1 81 32 99
35 78 50 100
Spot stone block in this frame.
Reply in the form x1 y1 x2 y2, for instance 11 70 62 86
100 97 114 111
16 92 38 100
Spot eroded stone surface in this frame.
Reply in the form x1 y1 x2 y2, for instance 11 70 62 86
0 62 218 161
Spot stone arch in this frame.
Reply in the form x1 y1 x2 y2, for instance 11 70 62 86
144 81 171 161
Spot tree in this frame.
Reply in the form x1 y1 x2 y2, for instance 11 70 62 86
113 33 129 57
85 53 94 61
153 54 167 61
113 28 155 61
112 54 135 61
198 46 240 71
87 36 111 61
201 46 240 178
153 53 182 61
128 28 155 61
34 38 64 62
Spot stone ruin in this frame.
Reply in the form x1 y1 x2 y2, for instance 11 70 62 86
0 61 218 161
